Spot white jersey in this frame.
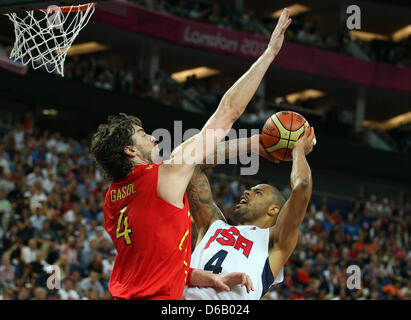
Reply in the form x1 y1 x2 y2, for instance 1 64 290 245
182 220 284 300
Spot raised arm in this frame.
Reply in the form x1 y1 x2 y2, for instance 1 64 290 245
268 124 315 278
158 9 292 208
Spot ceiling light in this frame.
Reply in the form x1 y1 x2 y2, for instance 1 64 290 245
42 109 58 116
272 4 310 18
171 67 220 83
349 30 389 42
363 111 411 130
392 24 411 42
66 42 109 56
286 89 325 104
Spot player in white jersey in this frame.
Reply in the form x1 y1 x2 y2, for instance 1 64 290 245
182 124 316 300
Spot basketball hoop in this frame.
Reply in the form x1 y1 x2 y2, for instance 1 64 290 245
6 3 96 77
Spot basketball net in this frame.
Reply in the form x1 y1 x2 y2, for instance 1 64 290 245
6 3 96 77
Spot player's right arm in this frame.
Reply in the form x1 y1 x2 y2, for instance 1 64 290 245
268 124 315 279
158 8 292 208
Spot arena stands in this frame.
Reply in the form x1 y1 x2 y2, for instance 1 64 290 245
129 0 411 67
0 117 409 300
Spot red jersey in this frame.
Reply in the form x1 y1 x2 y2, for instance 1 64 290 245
104 162 191 300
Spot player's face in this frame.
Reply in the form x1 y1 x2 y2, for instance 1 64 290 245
232 184 275 224
131 125 160 162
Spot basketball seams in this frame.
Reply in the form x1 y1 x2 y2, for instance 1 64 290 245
274 112 289 131
283 112 293 161
263 131 297 142
262 130 280 139
263 111 307 161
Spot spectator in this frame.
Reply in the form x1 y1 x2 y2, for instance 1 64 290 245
377 198 391 215
341 213 360 239
1 287 14 300
102 250 116 282
366 195 378 214
81 239 99 267
29 204 46 232
79 271 104 298
58 278 81 300
21 239 38 264
0 169 15 194
87 252 103 275
0 190 12 230
0 252 16 286
55 254 70 281
31 286 47 300
13 123 25 152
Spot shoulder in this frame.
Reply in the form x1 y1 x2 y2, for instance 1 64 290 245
209 219 227 230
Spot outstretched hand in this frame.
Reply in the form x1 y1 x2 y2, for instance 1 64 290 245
267 8 292 57
212 272 255 293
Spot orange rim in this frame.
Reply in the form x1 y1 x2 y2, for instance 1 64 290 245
39 3 96 13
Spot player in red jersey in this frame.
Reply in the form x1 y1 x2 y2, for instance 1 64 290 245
90 8 292 300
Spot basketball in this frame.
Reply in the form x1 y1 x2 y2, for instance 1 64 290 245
261 111 309 161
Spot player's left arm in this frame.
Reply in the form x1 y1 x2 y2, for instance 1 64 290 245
187 167 226 247
199 134 280 171
268 125 316 278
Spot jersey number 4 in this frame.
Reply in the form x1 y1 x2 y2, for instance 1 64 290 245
116 205 132 245
204 249 228 274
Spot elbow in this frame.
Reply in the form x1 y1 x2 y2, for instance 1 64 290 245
291 178 312 202
219 95 242 124
297 177 311 189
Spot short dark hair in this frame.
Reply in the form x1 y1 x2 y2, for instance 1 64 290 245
270 185 287 209
90 113 142 181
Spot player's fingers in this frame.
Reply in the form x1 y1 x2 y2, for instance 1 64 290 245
260 149 279 163
282 8 290 21
282 18 292 32
302 122 310 139
309 127 316 146
258 141 280 164
308 126 314 139
240 274 248 292
245 275 254 293
238 273 249 293
277 8 289 26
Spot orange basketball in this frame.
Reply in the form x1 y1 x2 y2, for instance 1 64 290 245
261 111 309 161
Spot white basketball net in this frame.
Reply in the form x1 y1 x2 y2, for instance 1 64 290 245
6 3 96 77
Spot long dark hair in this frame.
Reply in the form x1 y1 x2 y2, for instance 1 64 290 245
90 113 142 181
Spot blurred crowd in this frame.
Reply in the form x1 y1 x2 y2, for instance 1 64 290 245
130 0 411 68
0 116 113 300
63 54 332 125
0 115 409 300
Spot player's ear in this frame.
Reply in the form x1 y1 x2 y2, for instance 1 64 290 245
267 204 280 217
124 145 137 158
